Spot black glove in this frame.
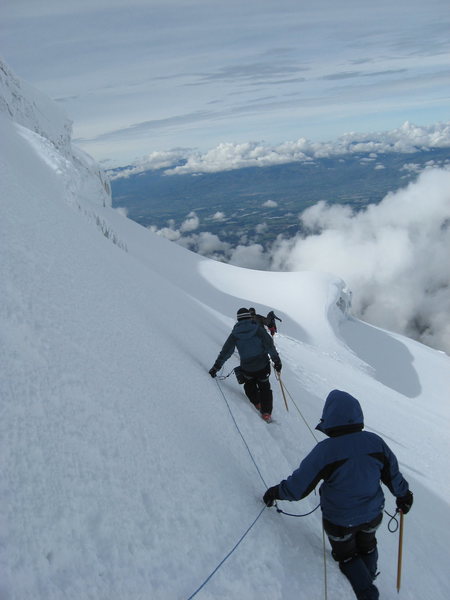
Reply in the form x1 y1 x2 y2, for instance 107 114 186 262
273 360 282 373
396 490 413 514
263 485 279 507
209 366 218 378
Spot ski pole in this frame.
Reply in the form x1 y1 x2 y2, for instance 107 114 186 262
276 371 289 411
396 510 404 593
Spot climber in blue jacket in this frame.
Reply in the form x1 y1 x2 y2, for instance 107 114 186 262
209 307 281 422
263 389 413 600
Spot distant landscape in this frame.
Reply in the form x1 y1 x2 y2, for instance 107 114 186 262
110 147 450 252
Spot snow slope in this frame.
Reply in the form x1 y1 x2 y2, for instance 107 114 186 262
1 62 450 600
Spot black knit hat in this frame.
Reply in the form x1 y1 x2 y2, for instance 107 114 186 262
237 307 252 320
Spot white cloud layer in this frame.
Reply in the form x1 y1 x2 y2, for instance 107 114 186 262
149 217 231 259
269 168 450 353
180 211 200 232
228 244 269 270
113 121 450 177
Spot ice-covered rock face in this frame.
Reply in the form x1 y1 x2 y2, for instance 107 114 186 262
0 58 71 153
0 57 111 208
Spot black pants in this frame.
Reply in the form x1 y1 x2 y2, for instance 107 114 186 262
323 513 382 600
241 364 273 414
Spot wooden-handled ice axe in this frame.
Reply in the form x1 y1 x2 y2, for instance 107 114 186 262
396 510 404 593
275 370 289 411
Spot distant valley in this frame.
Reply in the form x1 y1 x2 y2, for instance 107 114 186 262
110 148 450 250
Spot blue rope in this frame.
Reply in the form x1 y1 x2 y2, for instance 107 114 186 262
276 503 320 518
385 508 401 533
281 379 320 443
186 506 266 600
214 378 268 487
215 377 321 518
184 379 270 599
185 375 320 599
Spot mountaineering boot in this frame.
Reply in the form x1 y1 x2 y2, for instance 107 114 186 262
261 413 272 423
339 556 379 599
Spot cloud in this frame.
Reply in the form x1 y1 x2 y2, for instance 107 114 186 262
109 149 190 178
322 71 363 81
195 232 230 255
164 140 313 174
180 211 200 232
114 206 128 217
228 244 270 270
80 110 216 144
321 69 407 81
268 168 450 353
148 216 230 258
147 216 271 269
401 159 450 175
109 121 450 177
190 60 308 85
212 211 225 221
255 222 268 234
148 225 181 242
176 231 231 258
263 200 278 207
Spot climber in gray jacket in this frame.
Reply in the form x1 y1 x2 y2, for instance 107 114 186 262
209 308 281 422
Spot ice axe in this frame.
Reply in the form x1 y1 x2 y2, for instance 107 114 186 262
275 370 289 411
396 510 404 593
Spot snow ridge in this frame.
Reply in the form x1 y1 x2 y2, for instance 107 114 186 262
0 56 111 211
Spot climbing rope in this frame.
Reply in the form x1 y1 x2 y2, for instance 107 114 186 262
186 506 267 600
275 503 320 518
215 374 323 511
216 367 237 381
186 371 326 600
271 373 327 600
214 376 267 487
385 508 401 533
184 376 273 599
279 377 320 443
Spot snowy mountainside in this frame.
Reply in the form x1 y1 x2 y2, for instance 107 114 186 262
1 63 450 600
0 57 110 210
0 58 70 152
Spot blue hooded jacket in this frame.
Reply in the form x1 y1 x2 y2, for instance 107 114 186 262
277 390 410 527
215 318 280 372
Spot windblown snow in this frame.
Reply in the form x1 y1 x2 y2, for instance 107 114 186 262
1 58 449 600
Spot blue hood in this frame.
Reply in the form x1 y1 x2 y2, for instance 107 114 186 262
316 390 364 434
232 319 260 340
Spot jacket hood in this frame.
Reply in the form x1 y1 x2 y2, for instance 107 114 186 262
316 390 364 435
232 319 260 340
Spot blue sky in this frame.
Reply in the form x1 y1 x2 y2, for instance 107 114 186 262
2 0 450 166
